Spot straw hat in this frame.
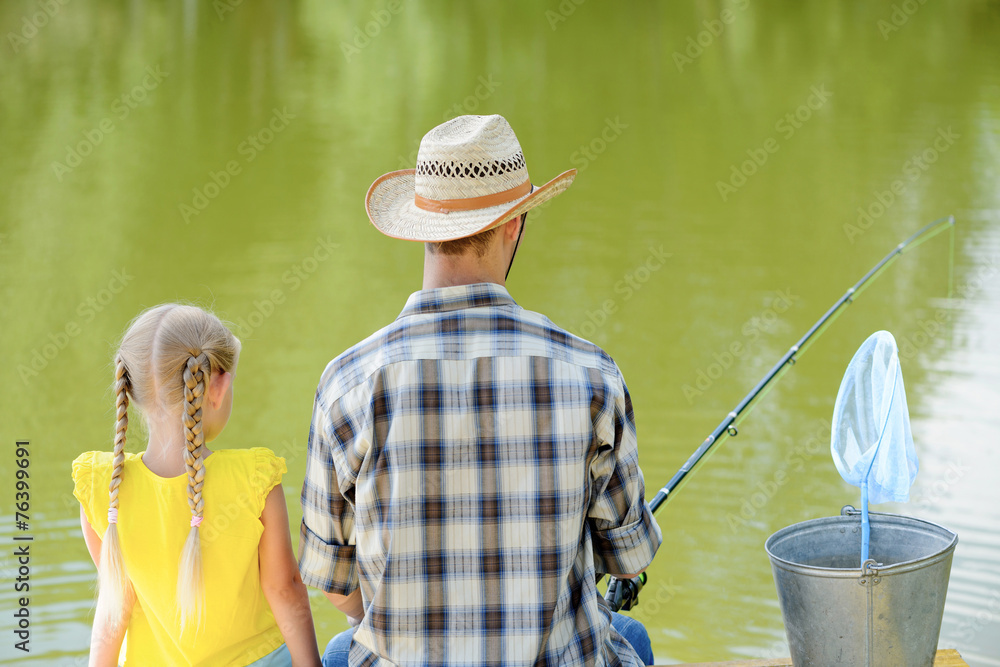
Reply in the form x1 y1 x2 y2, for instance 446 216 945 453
365 115 576 242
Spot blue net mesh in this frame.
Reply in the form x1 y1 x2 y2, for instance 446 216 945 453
832 331 918 504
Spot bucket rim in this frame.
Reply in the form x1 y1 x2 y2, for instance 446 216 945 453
765 511 958 577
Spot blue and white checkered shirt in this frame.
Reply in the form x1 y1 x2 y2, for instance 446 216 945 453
299 283 662 666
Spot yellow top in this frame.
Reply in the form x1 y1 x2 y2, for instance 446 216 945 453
72 447 287 666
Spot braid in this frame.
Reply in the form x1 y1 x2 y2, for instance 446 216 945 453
177 352 208 632
95 356 135 630
110 356 129 514
183 353 208 521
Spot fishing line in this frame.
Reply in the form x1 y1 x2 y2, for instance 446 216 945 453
660 216 954 512
602 215 956 612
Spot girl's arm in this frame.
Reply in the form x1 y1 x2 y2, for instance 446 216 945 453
79 507 132 667
80 506 102 567
88 594 132 667
259 485 322 667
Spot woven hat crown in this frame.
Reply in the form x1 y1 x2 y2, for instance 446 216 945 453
365 114 575 242
414 115 530 201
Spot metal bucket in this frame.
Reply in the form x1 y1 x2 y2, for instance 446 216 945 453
765 507 958 667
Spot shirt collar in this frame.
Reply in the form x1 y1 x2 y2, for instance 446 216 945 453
398 282 519 318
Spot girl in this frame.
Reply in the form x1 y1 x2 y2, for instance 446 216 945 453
72 304 321 666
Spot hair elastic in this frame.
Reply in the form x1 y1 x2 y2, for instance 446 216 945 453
190 516 203 529
107 508 119 524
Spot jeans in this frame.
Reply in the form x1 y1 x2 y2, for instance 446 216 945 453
611 612 655 665
322 627 352 666
322 612 653 666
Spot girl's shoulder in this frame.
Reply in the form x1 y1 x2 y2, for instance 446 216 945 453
71 450 142 530
209 447 288 515
71 450 142 484
211 447 286 474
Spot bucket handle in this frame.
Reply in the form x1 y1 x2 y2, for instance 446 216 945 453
858 558 882 586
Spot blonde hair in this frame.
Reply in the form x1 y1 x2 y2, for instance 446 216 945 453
96 304 239 634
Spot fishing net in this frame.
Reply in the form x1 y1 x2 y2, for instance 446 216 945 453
831 331 918 564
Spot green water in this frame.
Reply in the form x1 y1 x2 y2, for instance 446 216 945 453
2 1 999 664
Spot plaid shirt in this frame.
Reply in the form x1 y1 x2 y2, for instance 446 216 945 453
300 283 662 666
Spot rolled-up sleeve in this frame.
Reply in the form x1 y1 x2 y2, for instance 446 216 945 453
298 387 360 596
587 376 663 577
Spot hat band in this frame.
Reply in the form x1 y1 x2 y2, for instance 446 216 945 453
413 179 531 214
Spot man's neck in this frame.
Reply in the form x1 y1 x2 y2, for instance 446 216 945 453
422 254 506 290
422 273 502 290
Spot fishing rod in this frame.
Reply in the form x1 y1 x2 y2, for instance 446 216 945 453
604 215 956 612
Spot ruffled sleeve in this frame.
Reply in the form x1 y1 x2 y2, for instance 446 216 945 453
72 451 104 533
251 447 287 518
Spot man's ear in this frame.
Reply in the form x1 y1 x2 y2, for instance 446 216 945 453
502 216 521 241
207 370 233 409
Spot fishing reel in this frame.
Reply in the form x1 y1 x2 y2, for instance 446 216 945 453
603 572 647 612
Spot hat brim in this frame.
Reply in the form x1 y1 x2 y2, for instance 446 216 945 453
365 169 577 242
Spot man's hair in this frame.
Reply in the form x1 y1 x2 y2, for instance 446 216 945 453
426 226 500 257
425 213 527 258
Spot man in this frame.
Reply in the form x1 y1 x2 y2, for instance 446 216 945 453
299 114 662 666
